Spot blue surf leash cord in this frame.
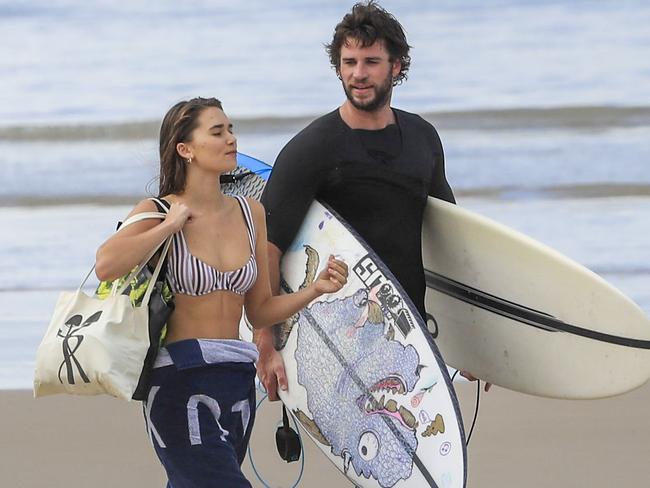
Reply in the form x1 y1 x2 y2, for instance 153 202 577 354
450 370 481 446
246 383 306 488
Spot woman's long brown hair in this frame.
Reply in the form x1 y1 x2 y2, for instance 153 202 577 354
158 97 223 196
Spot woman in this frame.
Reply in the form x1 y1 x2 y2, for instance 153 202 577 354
95 97 348 487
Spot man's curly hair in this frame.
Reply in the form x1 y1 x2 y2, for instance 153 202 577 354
325 1 411 86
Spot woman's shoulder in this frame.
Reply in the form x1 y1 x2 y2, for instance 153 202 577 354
235 195 264 217
232 196 265 229
124 195 175 221
156 194 180 205
128 197 160 215
114 198 166 234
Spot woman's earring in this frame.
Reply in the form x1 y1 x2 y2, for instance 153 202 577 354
186 156 192 164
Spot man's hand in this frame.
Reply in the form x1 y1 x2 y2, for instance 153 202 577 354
257 342 288 401
460 370 492 392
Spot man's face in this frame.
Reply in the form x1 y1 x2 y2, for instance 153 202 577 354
338 38 401 113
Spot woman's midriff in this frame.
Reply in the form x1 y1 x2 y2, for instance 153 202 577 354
164 291 246 343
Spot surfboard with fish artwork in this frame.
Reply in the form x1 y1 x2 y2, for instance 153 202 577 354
228 153 467 488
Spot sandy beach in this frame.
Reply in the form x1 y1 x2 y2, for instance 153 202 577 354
3 380 649 487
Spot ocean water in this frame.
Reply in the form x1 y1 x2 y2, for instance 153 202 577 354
1 0 649 389
2 0 650 125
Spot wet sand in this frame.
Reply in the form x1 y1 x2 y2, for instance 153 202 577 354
2 381 649 487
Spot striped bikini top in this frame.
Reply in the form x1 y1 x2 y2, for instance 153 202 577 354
167 195 258 296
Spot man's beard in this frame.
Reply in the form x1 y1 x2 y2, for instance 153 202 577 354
343 71 393 112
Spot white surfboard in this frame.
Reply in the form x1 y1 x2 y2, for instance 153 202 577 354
422 197 650 399
278 201 466 488
229 155 467 488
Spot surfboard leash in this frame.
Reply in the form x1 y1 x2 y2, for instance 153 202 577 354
246 390 306 488
451 369 482 447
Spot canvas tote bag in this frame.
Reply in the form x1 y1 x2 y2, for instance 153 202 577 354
34 209 172 401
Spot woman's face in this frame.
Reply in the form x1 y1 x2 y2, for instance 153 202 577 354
183 106 237 173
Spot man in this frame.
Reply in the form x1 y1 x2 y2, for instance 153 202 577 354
256 1 469 401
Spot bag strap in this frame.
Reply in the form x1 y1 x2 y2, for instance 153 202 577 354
115 197 170 231
79 198 173 299
106 199 170 295
113 198 172 297
145 196 173 280
140 234 173 304
119 211 167 231
149 197 171 213
113 232 171 297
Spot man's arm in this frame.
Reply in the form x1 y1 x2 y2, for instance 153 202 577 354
256 121 328 399
428 131 456 204
253 242 288 401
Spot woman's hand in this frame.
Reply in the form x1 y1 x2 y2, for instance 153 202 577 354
165 202 192 233
313 255 348 295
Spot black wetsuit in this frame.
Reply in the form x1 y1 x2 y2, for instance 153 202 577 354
261 108 454 318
